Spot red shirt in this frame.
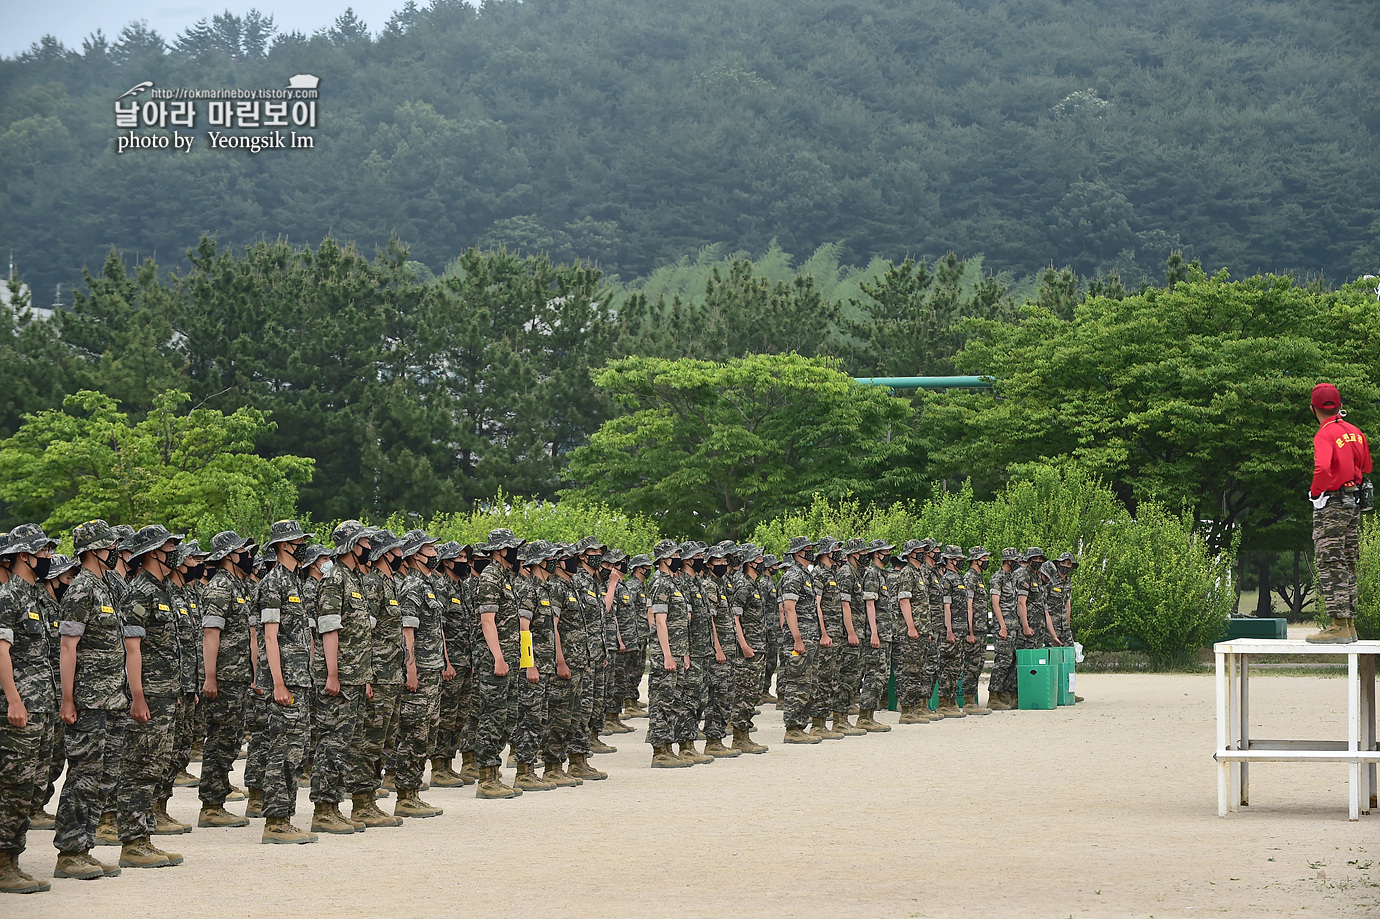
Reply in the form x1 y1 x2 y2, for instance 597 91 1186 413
1311 416 1373 496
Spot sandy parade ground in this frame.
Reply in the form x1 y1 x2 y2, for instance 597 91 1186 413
16 672 1380 919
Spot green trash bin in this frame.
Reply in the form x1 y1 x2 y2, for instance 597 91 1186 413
1017 663 1057 710
1017 647 1051 667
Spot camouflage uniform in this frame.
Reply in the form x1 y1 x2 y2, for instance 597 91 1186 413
311 556 371 804
810 549 847 721
118 566 181 842
360 558 404 788
894 555 927 709
431 568 471 764
989 559 1021 695
255 559 313 821
548 570 586 762
199 563 253 808
394 559 445 791
1044 561 1072 646
937 562 968 700
1315 481 1363 620
35 583 63 820
513 556 552 766
612 571 646 709
832 555 862 716
702 567 735 743
960 559 989 701
0 567 55 858
727 567 768 732
857 561 894 712
472 554 521 769
759 568 781 695
645 564 690 747
572 566 609 745
54 559 128 854
918 559 946 703
777 557 820 731
163 573 201 803
1014 561 1045 650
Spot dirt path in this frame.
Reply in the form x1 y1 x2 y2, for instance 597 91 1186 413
20 673 1380 918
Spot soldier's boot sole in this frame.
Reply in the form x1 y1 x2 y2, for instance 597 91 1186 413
197 807 250 828
260 825 318 845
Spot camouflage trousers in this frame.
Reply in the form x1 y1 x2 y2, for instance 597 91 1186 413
937 634 966 698
896 633 927 707
919 617 944 699
834 641 862 713
513 673 549 765
473 670 517 769
647 658 689 746
582 659 609 740
262 688 310 819
616 646 645 705
703 656 734 740
990 631 1019 695
684 655 708 734
0 714 48 852
243 689 270 790
1017 620 1045 651
310 684 364 804
117 695 175 842
730 653 766 731
544 671 580 763
394 671 442 791
858 639 893 712
160 692 196 799
37 712 63 810
779 644 818 730
960 632 988 701
1315 497 1361 619
1051 604 1074 646
54 709 124 853
356 683 402 792
762 625 780 694
431 667 473 760
199 682 248 807
811 643 841 719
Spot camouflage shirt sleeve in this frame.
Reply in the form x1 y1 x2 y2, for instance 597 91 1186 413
398 574 424 630
316 565 348 634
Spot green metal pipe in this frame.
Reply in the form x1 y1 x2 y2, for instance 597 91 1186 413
852 375 994 389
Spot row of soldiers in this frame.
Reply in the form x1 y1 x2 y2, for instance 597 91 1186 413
0 517 1080 894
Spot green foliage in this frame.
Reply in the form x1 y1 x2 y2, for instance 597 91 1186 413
0 389 313 538
0 277 68 438
6 0 1378 300
1355 521 1380 641
564 353 915 539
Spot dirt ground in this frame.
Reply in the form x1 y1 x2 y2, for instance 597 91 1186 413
18 673 1380 918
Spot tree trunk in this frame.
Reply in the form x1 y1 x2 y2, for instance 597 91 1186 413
1254 553 1272 617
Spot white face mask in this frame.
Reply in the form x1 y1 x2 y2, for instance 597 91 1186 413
320 560 335 577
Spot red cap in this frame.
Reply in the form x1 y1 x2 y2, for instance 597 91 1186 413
1312 383 1342 411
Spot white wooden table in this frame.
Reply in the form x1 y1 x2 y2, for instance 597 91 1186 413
1215 638 1380 820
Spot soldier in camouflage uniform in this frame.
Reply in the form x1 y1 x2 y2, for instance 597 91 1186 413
809 538 856 738
778 537 824 744
32 554 73 833
0 525 58 893
1014 548 1047 656
618 554 651 720
700 543 742 758
155 540 204 835
760 555 782 702
52 522 126 880
472 529 525 798
674 542 716 765
934 545 970 718
915 541 947 716
255 520 317 845
543 544 588 784
241 542 272 820
1047 553 1078 647
357 530 405 806
645 541 692 768
391 531 447 818
571 536 615 763
829 539 864 735
987 548 1022 709
600 549 637 734
854 540 895 732
958 547 993 715
197 530 255 828
429 542 470 787
115 524 186 867
892 539 934 725
726 544 769 754
511 542 558 792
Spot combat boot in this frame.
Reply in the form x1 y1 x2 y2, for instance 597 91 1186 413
226 785 248 802
457 751 480 785
243 787 264 819
731 728 769 754
1308 617 1358 644
118 837 171 869
197 805 250 828
173 768 199 787
760 691 778 704
855 710 891 733
30 808 55 830
82 852 120 877
429 757 464 787
93 811 118 846
394 789 444 818
153 797 191 835
512 762 552 791
476 765 519 800
936 697 965 718
604 714 635 734
783 725 820 744
544 760 584 785
589 729 618 754
809 716 844 740
351 793 401 828
0 849 50 893
651 744 691 768
987 692 1012 711
261 817 317 845
311 801 358 834
897 705 924 725
678 741 714 764
147 841 183 865
963 693 992 715
832 711 866 736
703 736 743 758
53 850 103 880
624 699 647 718
569 753 608 780
381 773 397 792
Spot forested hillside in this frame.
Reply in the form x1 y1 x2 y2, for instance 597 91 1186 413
3 0 1378 301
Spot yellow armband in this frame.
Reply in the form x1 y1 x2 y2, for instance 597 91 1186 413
519 630 534 669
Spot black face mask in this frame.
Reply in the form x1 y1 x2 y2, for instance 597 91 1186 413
54 580 70 601
562 557 580 573
292 543 310 565
472 557 491 575
690 558 706 574
616 562 628 574
33 556 52 579
425 554 440 570
235 552 254 575
668 558 683 573
186 563 205 581
710 563 727 577
453 561 471 578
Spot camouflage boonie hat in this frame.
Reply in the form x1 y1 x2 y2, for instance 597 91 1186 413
400 529 438 558
604 548 628 565
814 537 839 557
843 538 868 556
112 525 136 551
73 520 117 556
679 540 706 558
265 519 313 547
207 530 250 562
763 554 782 568
968 546 991 561
480 528 524 552
652 539 680 562
707 542 735 560
786 536 816 556
126 524 182 560
1024 546 1046 561
550 542 576 560
331 520 372 555
171 539 206 568
629 553 653 569
917 537 939 553
1056 551 1079 567
255 545 275 566
299 544 330 568
941 544 963 560
45 554 77 579
2 523 57 557
436 541 463 561
1040 559 1059 580
368 529 404 562
734 543 763 563
899 539 926 557
574 535 606 554
1000 547 1021 563
866 538 894 554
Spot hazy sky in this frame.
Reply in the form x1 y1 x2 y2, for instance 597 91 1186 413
4 1 413 58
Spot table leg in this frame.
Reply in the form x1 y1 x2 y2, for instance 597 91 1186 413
1365 655 1377 812
1216 650 1228 817
1240 653 1250 806
1349 651 1360 822
1229 651 1241 812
